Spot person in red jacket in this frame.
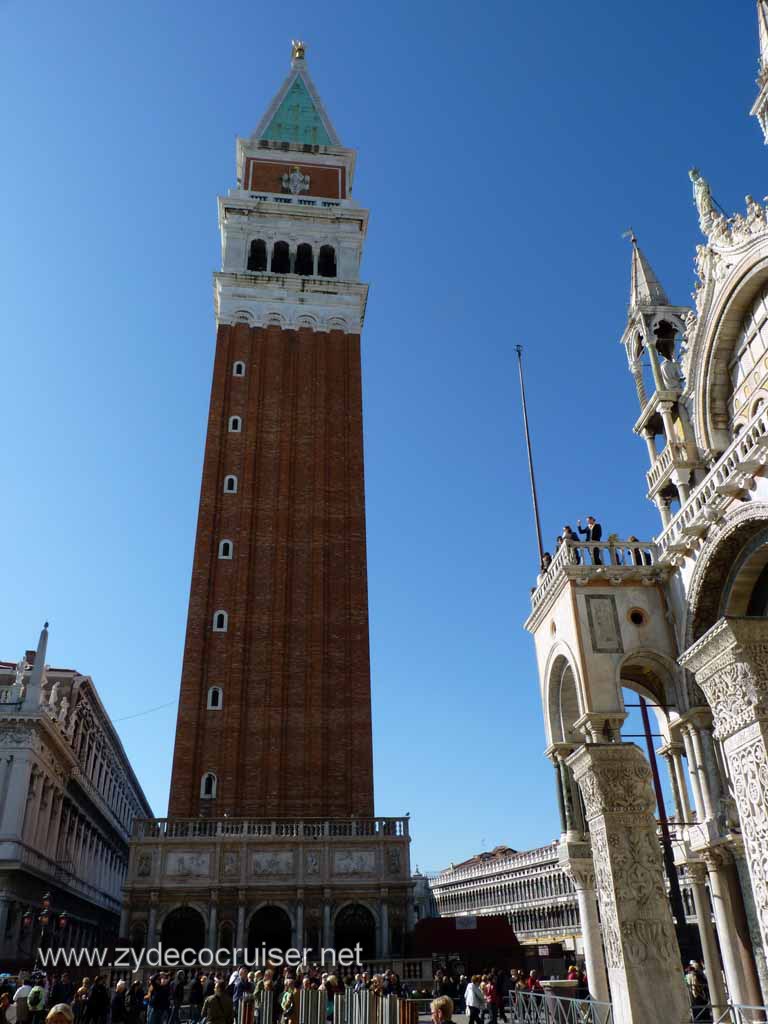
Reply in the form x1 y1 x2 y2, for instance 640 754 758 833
525 972 543 995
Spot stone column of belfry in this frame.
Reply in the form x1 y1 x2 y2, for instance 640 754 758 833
681 617 768 973
568 743 690 1024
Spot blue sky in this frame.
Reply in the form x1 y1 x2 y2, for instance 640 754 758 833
0 0 763 872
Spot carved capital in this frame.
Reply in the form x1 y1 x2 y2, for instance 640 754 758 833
686 861 708 886
568 743 656 820
680 617 768 740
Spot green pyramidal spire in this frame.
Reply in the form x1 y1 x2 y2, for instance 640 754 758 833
255 42 340 147
261 76 333 146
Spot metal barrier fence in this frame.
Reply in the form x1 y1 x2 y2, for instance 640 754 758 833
709 1008 768 1024
508 990 613 1024
237 989 417 1024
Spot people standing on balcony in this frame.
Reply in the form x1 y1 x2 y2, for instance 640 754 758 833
577 517 602 564
561 527 581 564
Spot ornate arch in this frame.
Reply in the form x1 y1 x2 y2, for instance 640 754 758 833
685 500 768 644
542 641 584 747
691 241 768 453
331 899 380 926
246 901 295 931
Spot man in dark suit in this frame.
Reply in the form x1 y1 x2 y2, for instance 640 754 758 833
577 516 602 564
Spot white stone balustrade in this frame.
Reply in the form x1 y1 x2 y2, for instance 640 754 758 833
133 815 409 839
656 404 768 562
531 539 658 611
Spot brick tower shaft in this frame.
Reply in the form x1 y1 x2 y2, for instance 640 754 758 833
168 43 373 819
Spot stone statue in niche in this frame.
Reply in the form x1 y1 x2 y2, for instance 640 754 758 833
282 166 310 195
659 355 683 391
137 854 152 878
306 851 320 875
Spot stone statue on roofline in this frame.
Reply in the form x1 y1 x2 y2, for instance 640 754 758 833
690 168 715 235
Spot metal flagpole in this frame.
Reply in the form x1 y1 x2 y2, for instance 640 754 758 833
515 344 544 565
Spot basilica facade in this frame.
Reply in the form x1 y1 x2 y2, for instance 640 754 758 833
525 5 768 1022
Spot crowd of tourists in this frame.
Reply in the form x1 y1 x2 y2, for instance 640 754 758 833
0 966 416 1024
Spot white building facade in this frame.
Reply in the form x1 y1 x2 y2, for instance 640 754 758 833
0 625 151 965
429 845 582 953
525 6 768 1022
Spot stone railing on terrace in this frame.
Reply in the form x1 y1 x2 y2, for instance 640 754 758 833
0 683 24 704
132 816 408 840
655 404 768 563
530 538 658 613
645 441 699 496
229 189 343 210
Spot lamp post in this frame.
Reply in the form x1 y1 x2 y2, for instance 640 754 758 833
20 893 68 967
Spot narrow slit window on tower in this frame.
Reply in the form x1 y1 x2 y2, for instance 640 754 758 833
212 610 228 632
207 686 223 710
218 539 233 560
271 240 290 274
200 772 217 799
228 416 242 433
233 361 246 377
318 245 337 278
295 242 313 276
247 239 267 272
223 475 238 493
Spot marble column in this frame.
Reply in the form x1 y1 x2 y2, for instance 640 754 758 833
295 895 304 950
236 894 245 954
681 616 768 967
322 891 332 950
686 862 727 1013
208 895 218 951
568 743 690 1024
147 895 158 949
559 843 609 1004
379 895 389 958
702 848 762 1007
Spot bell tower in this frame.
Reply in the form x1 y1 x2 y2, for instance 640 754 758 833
168 42 374 819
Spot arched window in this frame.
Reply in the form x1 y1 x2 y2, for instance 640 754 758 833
213 610 228 632
318 245 337 278
218 539 233 560
233 361 246 377
200 772 217 799
228 416 242 433
247 239 267 272
207 686 223 710
223 475 238 493
271 241 290 274
295 243 313 276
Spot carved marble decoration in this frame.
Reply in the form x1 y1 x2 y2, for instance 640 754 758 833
251 851 294 875
659 356 683 392
690 168 715 235
584 595 623 654
165 851 210 877
223 851 240 878
569 743 690 1024
386 846 401 875
305 851 320 875
333 849 375 875
137 854 152 878
282 166 310 195
0 727 32 747
681 616 768 952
